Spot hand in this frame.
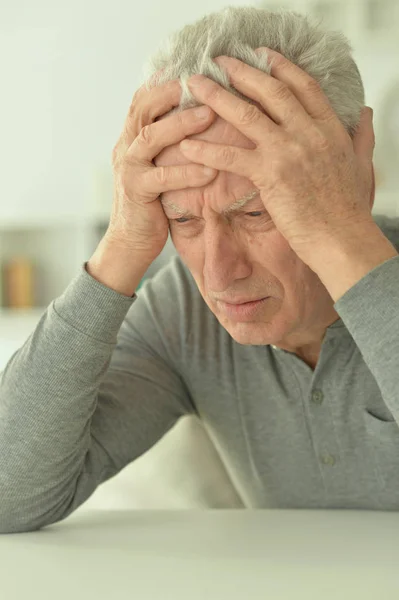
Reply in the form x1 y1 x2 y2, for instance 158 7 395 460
178 49 375 266
107 76 217 262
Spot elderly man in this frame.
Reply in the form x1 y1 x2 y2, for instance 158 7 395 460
1 7 399 533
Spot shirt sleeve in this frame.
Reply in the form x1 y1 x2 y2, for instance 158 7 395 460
0 260 195 534
334 237 399 422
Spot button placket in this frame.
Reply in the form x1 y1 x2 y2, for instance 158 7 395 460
321 454 336 466
311 389 324 405
308 387 338 470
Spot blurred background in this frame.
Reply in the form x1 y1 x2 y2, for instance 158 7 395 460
1 0 398 511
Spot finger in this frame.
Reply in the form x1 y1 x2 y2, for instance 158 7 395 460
254 47 336 123
142 163 218 194
214 55 310 130
128 105 216 162
122 79 183 148
146 66 166 88
179 139 254 178
187 74 277 145
352 106 374 161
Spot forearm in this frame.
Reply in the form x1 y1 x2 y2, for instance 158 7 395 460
308 222 399 303
0 263 134 533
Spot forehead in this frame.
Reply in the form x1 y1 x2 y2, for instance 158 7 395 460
154 114 258 211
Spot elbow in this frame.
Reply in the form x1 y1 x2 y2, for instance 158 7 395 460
0 492 76 534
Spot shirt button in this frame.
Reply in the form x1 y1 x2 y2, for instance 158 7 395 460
321 454 336 466
311 389 324 404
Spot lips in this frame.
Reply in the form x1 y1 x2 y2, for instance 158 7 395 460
219 297 266 305
216 296 270 322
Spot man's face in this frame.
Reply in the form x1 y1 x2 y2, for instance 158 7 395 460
155 114 334 346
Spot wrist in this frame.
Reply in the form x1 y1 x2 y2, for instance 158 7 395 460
87 237 153 297
308 222 398 302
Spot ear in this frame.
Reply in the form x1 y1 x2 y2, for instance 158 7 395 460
353 106 374 162
370 162 376 210
352 107 375 212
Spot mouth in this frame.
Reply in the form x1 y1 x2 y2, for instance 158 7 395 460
221 297 266 306
216 297 271 322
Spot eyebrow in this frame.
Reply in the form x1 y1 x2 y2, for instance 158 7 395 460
161 189 260 218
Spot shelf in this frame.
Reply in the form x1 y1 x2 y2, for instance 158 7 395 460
0 211 110 231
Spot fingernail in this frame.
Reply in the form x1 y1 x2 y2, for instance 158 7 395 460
202 167 216 176
213 56 230 66
180 139 194 151
255 47 269 55
194 106 211 119
188 74 206 88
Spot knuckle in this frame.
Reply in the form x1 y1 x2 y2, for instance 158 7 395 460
204 84 222 104
121 113 142 148
155 165 168 186
177 110 190 130
127 103 148 133
271 145 301 175
271 82 291 102
221 146 236 167
112 139 126 166
236 103 262 126
137 124 153 146
317 135 330 153
180 164 191 181
118 159 131 180
129 86 144 111
127 104 139 124
111 144 119 163
310 128 331 152
320 105 335 124
305 77 322 97
286 140 310 165
228 61 241 76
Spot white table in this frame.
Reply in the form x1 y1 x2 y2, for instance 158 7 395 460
1 508 399 599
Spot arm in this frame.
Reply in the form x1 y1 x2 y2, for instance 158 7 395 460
0 250 194 534
310 218 399 420
307 220 399 304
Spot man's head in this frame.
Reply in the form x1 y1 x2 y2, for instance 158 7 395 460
147 7 368 348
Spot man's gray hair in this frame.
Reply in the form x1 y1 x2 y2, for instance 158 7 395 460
145 6 364 137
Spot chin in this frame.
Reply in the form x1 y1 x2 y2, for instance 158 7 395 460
217 316 281 346
203 296 287 346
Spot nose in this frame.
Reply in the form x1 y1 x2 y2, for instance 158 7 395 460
203 222 252 293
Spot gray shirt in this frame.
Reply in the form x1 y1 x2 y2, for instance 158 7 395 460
1 215 399 533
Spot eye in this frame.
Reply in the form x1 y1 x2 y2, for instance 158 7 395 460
246 211 264 217
172 217 192 224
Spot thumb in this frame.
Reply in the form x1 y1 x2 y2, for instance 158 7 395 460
353 106 375 161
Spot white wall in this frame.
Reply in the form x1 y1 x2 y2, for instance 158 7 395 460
1 0 398 226
0 0 258 224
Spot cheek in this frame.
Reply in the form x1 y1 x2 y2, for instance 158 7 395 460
250 230 302 291
270 237 313 299
171 234 205 281
247 229 290 266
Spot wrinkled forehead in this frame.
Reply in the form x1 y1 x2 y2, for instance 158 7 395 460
154 113 256 167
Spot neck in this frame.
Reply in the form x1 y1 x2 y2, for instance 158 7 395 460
274 308 340 370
